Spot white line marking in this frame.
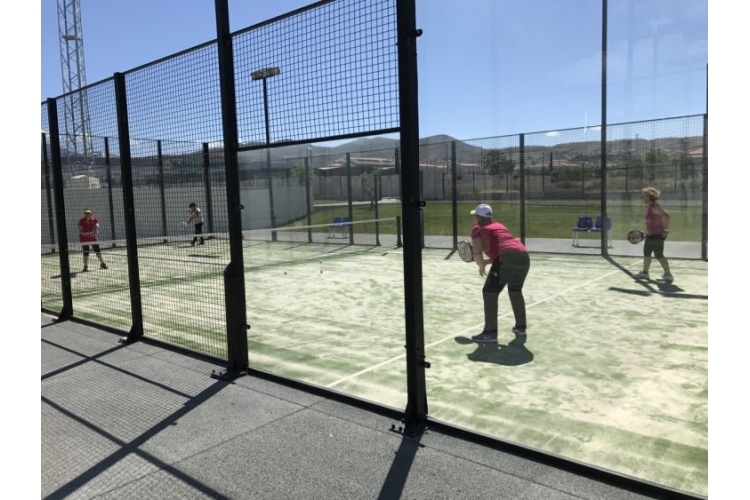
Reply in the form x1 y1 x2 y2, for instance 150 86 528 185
326 262 639 388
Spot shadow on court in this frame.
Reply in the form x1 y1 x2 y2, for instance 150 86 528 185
604 255 708 300
455 336 534 366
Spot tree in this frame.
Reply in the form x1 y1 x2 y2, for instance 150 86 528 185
643 147 669 182
483 149 515 176
291 159 307 186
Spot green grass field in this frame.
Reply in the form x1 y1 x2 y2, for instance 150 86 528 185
308 200 705 242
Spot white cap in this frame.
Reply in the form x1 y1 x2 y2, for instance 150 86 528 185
470 203 493 218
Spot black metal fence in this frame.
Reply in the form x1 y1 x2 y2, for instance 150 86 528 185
41 1 706 498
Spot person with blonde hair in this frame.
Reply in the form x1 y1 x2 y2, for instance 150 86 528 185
634 187 673 283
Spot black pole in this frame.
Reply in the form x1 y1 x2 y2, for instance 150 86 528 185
395 147 402 200
157 140 168 239
701 64 708 261
202 143 215 233
419 170 425 248
375 174 381 246
701 113 708 261
396 215 403 247
519 134 526 244
42 133 56 246
104 138 116 241
346 153 354 245
600 0 609 257
263 79 277 241
451 141 458 250
214 0 249 377
113 73 144 343
396 0 428 435
46 100 73 320
305 156 313 243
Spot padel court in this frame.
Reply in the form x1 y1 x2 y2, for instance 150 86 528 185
41 232 708 496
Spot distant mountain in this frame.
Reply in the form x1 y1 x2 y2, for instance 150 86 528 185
69 131 703 174
331 136 399 154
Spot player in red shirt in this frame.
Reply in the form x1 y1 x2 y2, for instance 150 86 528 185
78 209 108 271
469 204 530 343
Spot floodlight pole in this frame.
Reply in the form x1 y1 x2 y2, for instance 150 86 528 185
252 67 280 241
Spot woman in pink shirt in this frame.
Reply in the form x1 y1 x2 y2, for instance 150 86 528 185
468 204 530 343
634 187 673 283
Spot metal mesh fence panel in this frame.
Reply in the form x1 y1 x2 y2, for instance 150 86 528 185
123 45 227 359
604 116 705 260
41 103 63 313
233 0 399 146
232 0 407 411
522 128 603 254
54 79 135 331
455 136 523 246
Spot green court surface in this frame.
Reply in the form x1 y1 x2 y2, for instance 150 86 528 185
41 240 708 496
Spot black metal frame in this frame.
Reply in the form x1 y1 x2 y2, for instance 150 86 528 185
46 100 73 321
40 1 708 497
114 73 144 343
213 0 249 378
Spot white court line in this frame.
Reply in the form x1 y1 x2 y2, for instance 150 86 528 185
326 261 640 388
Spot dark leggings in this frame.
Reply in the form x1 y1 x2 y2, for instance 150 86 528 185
193 223 204 244
643 235 666 259
82 244 101 257
482 249 530 332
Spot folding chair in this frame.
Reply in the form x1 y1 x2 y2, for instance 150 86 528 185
328 216 343 238
339 217 351 239
571 216 593 247
590 216 613 248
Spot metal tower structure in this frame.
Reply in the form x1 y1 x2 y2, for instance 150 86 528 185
57 0 92 160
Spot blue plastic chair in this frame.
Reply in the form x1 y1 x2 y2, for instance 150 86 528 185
589 216 613 248
571 216 593 247
328 216 343 238
329 216 351 239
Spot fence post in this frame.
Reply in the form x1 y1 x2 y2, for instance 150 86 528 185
701 113 708 261
202 143 215 233
104 138 117 241
375 173 380 246
113 72 144 343
519 134 526 244
42 133 56 246
451 141 458 250
396 0 428 435
347 153 354 245
599 0 609 257
157 140 168 238
213 0 249 378
395 147 402 200
46 101 73 320
305 156 313 243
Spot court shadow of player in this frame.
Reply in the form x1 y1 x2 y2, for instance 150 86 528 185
51 272 80 279
463 337 534 366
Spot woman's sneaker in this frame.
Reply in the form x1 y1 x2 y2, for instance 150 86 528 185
471 331 498 342
633 272 650 280
660 274 674 283
512 327 527 336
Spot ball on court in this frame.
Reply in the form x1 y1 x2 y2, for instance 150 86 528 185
320 270 323 274
284 271 287 275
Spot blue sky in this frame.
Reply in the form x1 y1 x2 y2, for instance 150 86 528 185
40 0 707 143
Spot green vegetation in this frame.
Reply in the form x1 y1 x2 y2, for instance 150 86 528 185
301 200 704 242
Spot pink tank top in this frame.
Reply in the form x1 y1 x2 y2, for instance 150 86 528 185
645 205 664 236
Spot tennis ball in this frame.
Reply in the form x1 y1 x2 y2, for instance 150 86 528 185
284 271 287 275
320 270 323 274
